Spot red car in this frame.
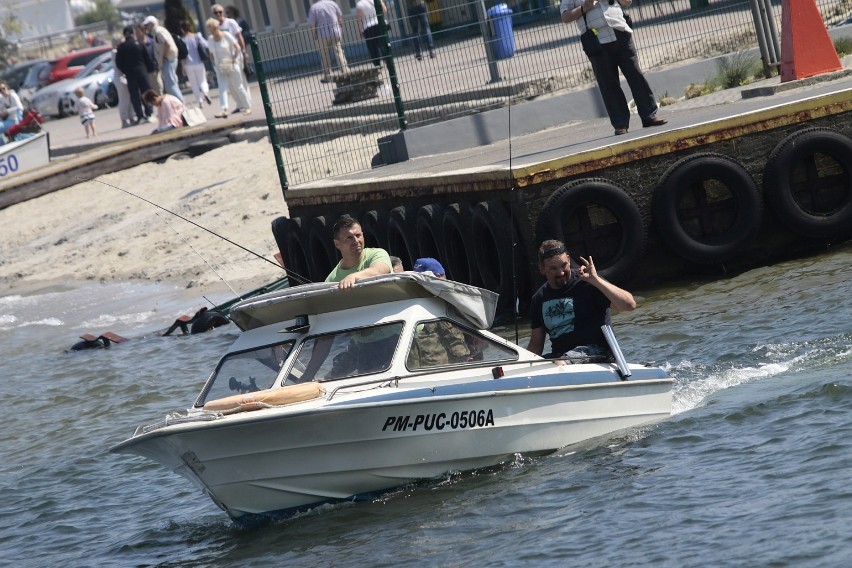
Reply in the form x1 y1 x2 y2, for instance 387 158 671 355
44 45 112 84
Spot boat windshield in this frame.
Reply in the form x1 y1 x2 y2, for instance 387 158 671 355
195 340 295 407
285 322 404 384
406 319 518 370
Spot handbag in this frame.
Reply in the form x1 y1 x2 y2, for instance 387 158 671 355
580 11 602 56
218 57 236 73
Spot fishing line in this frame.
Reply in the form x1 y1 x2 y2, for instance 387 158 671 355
80 176 316 286
80 176 284 270
156 212 240 297
508 58 520 346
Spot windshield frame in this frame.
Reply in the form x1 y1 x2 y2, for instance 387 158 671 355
194 338 296 408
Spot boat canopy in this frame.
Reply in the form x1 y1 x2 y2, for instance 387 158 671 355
229 273 499 331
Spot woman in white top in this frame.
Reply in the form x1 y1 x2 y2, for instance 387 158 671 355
205 18 250 118
181 20 212 108
0 81 24 139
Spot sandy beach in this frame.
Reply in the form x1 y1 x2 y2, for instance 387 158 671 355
0 137 295 296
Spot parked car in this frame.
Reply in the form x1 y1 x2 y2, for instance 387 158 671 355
91 73 119 108
0 60 48 92
31 51 114 118
43 45 112 85
15 61 53 108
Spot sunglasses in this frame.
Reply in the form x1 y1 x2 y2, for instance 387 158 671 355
213 10 223 14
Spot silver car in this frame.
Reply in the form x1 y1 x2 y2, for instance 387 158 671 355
30 51 114 118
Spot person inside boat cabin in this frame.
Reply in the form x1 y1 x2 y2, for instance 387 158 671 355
408 258 472 368
390 256 404 272
527 239 636 359
326 214 392 289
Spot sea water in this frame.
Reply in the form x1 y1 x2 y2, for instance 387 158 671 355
1 243 850 567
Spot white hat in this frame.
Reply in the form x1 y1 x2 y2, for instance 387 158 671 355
142 15 158 27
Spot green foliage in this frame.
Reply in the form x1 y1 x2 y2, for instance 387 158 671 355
710 51 760 89
75 0 120 29
165 0 195 36
834 36 852 57
0 15 21 70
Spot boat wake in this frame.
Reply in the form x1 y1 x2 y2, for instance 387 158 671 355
667 331 852 415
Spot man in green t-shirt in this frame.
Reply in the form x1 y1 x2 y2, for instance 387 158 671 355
325 214 392 289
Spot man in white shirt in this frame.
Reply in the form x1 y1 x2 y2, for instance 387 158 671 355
142 16 184 103
560 0 665 136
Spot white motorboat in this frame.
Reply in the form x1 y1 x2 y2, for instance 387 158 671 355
110 273 672 524
0 131 49 181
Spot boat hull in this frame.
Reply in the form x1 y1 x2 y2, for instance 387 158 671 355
0 132 49 180
115 376 671 522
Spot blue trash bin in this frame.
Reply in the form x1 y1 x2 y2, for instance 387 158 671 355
487 4 515 60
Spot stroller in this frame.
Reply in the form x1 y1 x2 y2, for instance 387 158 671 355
4 108 44 143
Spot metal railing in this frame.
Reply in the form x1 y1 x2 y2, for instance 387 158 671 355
253 0 851 188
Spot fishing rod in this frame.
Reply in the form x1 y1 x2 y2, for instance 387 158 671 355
157 212 240 297
79 176 313 285
508 62 520 346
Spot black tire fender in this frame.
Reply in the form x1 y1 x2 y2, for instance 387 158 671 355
537 178 646 284
441 203 478 285
307 216 338 282
387 206 419 270
360 209 388 250
653 153 761 264
763 128 852 239
471 200 516 298
271 216 312 285
415 204 444 262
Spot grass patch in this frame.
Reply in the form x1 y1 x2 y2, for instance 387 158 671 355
834 36 852 57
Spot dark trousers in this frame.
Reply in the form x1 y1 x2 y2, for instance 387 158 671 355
363 24 387 66
126 73 152 120
587 30 658 130
409 4 434 57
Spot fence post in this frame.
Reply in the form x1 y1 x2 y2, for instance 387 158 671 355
250 36 289 195
376 0 407 130
475 0 502 83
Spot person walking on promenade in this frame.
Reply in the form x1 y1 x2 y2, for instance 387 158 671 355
560 0 666 135
406 0 435 60
73 87 98 138
110 35 135 128
356 0 388 67
325 214 392 289
179 20 212 107
115 26 155 124
225 5 255 78
213 4 252 108
527 239 636 359
136 24 162 97
143 16 184 103
205 18 251 118
308 0 349 83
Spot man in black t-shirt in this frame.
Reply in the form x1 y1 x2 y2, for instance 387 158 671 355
527 239 636 358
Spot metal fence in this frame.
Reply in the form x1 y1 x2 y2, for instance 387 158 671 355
252 0 851 188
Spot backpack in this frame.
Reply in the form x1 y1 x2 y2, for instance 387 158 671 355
174 35 188 61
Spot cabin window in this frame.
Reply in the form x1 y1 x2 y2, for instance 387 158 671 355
195 340 295 407
406 319 518 371
285 322 404 384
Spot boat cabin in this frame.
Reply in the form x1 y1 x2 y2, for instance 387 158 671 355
194 273 524 409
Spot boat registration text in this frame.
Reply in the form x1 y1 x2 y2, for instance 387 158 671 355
382 409 495 432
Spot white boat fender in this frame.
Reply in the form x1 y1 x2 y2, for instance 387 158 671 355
203 382 325 414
